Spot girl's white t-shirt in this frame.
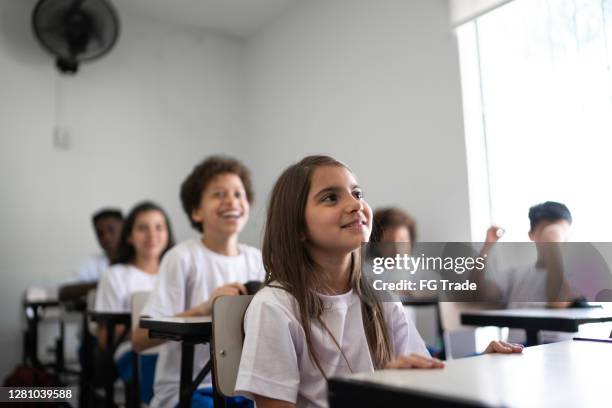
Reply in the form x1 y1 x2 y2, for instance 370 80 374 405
94 264 158 359
235 286 429 408
141 239 266 408
95 264 158 312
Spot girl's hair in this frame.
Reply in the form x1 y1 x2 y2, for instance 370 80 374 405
371 207 417 245
114 201 176 265
262 155 393 376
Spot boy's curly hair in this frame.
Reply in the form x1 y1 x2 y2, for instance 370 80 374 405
180 156 254 232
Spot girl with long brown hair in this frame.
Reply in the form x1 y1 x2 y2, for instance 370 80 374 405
235 155 522 408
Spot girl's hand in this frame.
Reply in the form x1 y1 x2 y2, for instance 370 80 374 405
483 340 524 354
385 353 445 369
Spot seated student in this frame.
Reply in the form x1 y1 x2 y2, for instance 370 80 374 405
371 207 417 251
472 201 573 308
94 201 175 404
471 201 574 343
235 155 523 408
133 156 265 408
75 208 123 282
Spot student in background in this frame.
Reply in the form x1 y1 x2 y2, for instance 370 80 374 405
133 156 264 408
471 201 573 343
94 201 174 404
235 155 522 408
371 207 417 251
75 208 123 282
472 201 573 308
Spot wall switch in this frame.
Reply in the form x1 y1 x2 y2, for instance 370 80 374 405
53 127 70 149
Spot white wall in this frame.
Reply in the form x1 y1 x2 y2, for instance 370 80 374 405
240 0 471 246
0 0 245 375
0 0 472 376
450 0 514 26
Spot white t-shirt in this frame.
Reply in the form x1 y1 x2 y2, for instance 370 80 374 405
142 239 266 408
94 264 158 358
498 263 549 308
235 286 429 408
75 253 109 282
95 264 158 312
497 264 573 343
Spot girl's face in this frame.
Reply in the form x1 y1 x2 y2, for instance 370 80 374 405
129 210 169 261
304 165 372 255
192 173 250 237
381 226 411 245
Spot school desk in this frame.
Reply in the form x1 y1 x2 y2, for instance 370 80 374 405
460 307 612 346
328 339 611 407
22 299 60 367
139 316 214 408
88 311 132 407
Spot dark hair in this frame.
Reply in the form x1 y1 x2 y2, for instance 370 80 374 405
263 155 393 376
92 208 123 225
114 201 175 264
371 207 417 245
180 156 254 232
528 201 572 231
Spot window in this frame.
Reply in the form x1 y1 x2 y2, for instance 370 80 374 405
458 0 612 242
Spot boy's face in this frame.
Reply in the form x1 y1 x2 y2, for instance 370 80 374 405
94 217 122 256
528 219 571 243
191 173 250 237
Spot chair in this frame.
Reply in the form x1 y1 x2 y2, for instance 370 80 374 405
211 295 254 406
443 329 477 359
130 291 158 407
56 282 97 406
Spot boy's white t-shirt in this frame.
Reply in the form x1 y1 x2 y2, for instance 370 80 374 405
94 264 158 359
75 253 109 282
142 239 266 408
497 264 573 343
235 286 429 408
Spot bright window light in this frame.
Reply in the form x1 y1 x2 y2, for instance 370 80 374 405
458 0 612 242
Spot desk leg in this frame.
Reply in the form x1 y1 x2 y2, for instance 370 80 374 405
26 306 41 367
79 312 91 408
526 329 539 347
179 344 195 408
105 323 116 407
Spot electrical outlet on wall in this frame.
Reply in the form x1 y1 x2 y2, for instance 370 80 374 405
53 127 70 150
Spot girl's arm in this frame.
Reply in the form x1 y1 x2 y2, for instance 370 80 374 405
132 324 165 353
253 394 296 408
97 324 128 350
385 354 445 369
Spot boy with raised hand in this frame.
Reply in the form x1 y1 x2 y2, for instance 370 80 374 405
473 201 573 308
133 156 264 408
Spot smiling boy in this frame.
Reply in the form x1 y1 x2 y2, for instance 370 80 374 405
133 156 265 408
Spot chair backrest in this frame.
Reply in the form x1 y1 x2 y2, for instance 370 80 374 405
443 329 477 359
86 289 97 335
131 291 151 330
211 295 254 397
130 291 159 355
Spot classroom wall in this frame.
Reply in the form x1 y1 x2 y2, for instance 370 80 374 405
0 0 472 376
240 0 471 246
0 0 246 376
